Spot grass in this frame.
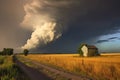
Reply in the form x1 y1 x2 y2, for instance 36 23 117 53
0 56 29 80
19 53 120 80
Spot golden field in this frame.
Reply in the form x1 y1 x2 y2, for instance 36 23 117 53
20 53 120 80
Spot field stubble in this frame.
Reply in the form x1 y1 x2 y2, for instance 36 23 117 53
20 54 120 80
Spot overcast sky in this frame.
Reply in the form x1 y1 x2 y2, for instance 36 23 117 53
0 0 120 53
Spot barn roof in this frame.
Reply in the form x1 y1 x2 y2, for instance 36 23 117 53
86 45 97 49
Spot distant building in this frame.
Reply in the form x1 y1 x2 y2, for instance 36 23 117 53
81 44 98 57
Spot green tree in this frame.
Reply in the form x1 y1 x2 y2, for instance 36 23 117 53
0 51 3 55
8 48 13 55
23 49 29 56
2 48 14 55
78 43 87 56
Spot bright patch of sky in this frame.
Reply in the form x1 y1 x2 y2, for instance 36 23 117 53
95 31 120 52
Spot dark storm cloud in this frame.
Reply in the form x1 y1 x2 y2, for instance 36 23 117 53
0 0 120 52
32 0 120 53
52 0 120 39
96 37 120 44
109 37 119 40
96 40 109 44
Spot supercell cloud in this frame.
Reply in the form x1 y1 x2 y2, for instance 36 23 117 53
21 0 120 52
21 0 67 50
0 0 120 52
21 0 88 50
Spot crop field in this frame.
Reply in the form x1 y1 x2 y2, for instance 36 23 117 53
0 56 29 80
20 53 120 80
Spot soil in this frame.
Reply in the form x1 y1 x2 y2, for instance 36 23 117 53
14 56 53 80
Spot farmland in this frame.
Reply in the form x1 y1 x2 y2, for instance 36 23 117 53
18 53 120 80
0 56 29 80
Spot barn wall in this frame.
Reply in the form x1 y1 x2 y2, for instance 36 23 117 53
88 49 97 56
81 46 88 57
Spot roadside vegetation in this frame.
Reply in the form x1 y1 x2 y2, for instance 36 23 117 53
0 56 29 80
19 54 120 80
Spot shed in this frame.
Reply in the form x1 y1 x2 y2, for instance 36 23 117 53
81 44 98 57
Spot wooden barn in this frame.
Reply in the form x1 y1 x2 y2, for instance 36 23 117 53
81 44 98 57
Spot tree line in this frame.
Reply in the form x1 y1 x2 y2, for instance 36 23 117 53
0 48 14 55
0 48 29 56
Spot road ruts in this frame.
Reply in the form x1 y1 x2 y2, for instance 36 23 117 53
15 56 92 80
13 56 53 80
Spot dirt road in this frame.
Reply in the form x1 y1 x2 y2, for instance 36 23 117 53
14 56 92 80
14 56 53 80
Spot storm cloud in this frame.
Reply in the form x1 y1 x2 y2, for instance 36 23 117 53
0 0 120 52
96 37 120 44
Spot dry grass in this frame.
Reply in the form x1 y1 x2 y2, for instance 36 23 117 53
20 53 120 80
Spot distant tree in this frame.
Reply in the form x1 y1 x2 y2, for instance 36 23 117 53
23 49 29 56
78 43 87 56
0 51 3 55
3 48 7 55
8 48 14 55
2 48 14 55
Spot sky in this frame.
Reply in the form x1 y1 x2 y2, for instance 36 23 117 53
0 0 120 53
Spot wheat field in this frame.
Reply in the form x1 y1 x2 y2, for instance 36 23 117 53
20 53 120 80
